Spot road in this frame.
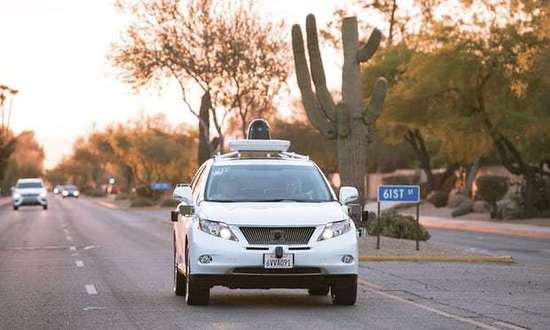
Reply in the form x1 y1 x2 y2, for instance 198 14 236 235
1 195 549 329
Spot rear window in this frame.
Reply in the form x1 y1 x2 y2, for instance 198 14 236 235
17 182 43 189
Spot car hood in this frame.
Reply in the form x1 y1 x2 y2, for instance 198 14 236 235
198 201 346 226
14 188 45 195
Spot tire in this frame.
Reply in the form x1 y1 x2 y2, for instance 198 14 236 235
331 280 357 305
13 205 18 211
43 205 48 210
308 286 330 296
185 244 209 305
174 237 186 296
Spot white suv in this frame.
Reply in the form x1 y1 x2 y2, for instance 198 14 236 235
171 140 360 305
12 178 48 210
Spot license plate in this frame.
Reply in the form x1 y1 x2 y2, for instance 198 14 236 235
263 254 294 269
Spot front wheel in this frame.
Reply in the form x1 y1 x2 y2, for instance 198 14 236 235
43 205 48 210
13 205 18 211
174 239 186 296
331 280 357 305
185 244 209 305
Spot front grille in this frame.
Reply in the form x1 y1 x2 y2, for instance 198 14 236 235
22 193 39 197
239 227 315 245
232 267 321 275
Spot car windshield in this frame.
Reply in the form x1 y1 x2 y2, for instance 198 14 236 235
64 185 77 191
17 182 43 189
205 164 333 202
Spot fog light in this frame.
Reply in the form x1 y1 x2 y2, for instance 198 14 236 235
198 255 212 264
341 255 354 264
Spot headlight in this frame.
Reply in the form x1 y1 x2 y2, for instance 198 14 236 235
13 192 21 199
40 191 47 198
199 219 238 241
318 219 352 241
74 191 80 196
62 191 68 196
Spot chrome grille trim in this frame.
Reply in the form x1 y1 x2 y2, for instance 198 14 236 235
239 227 315 245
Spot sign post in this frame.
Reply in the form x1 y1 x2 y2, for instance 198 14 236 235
377 185 421 250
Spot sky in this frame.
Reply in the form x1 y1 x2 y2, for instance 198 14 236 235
0 0 379 168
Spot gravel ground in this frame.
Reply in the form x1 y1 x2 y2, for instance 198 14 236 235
358 234 484 257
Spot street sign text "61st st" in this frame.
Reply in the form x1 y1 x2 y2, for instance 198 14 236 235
377 185 421 203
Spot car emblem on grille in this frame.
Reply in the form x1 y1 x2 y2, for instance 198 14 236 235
271 230 285 242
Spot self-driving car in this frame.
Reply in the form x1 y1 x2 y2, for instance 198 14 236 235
171 139 360 305
12 178 48 210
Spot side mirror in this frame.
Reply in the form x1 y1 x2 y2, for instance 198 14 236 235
339 186 359 205
173 184 192 204
170 210 178 222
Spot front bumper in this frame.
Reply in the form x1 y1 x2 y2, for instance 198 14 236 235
193 273 357 289
13 196 47 206
187 226 359 287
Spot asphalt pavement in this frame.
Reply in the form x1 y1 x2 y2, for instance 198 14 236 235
1 195 549 329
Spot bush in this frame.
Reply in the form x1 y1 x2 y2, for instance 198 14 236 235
382 174 420 185
81 186 106 197
135 185 155 199
366 210 430 241
160 198 179 207
426 190 448 208
476 176 508 217
130 197 155 207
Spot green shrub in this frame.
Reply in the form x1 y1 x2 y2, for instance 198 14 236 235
130 197 155 207
476 176 508 203
160 198 179 207
382 174 420 185
366 210 430 241
427 190 448 208
476 176 508 217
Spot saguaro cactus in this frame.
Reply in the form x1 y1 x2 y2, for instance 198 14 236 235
292 14 388 203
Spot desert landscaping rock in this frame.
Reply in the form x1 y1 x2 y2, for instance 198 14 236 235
473 200 490 213
448 191 467 208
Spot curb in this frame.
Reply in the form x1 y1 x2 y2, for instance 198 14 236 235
359 255 514 263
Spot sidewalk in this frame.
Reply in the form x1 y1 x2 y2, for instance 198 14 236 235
419 215 550 240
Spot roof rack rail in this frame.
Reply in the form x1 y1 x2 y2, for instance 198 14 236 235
214 150 309 161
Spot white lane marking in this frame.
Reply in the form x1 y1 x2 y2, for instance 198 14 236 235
71 253 79 256
66 236 72 241
85 285 97 295
359 279 500 330
82 306 106 311
69 246 76 251
494 321 528 330
75 260 84 267
83 245 95 250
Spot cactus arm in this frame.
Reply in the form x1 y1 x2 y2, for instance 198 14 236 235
305 14 336 122
363 77 388 125
291 24 336 138
357 28 382 63
341 17 362 118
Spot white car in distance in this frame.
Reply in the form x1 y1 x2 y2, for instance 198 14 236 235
12 178 48 210
171 139 360 305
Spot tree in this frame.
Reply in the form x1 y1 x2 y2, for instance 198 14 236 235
292 14 388 203
0 85 18 187
109 0 289 165
1 131 45 193
386 3 550 215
